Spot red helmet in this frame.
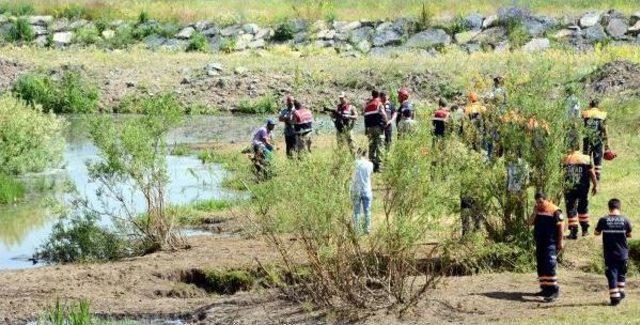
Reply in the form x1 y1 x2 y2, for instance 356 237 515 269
604 150 617 161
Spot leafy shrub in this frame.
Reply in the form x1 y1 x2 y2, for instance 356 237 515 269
73 26 102 45
0 174 25 204
0 95 65 175
204 269 255 294
13 71 100 114
36 211 128 264
88 94 185 251
502 18 532 49
138 10 151 25
235 95 278 114
0 3 34 16
186 32 209 52
412 2 433 32
272 22 295 42
103 25 135 49
442 14 471 35
7 18 35 42
219 36 236 53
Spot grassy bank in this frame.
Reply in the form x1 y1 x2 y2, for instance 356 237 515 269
2 0 638 24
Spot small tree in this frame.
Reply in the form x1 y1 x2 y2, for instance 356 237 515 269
88 94 185 251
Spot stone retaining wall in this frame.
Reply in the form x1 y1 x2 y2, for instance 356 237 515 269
2 7 640 55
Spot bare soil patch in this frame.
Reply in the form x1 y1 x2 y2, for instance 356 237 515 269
584 60 640 96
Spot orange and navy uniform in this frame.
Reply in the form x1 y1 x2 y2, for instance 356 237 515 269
581 108 608 180
533 200 563 296
563 151 594 233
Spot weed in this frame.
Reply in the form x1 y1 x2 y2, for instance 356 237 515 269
180 268 255 294
219 36 236 53
43 299 92 324
0 174 25 205
235 94 278 114
0 3 34 16
7 18 35 42
272 22 295 42
36 211 128 264
413 2 433 32
73 25 102 45
186 32 209 52
171 143 192 156
54 4 88 20
502 18 532 49
138 10 151 25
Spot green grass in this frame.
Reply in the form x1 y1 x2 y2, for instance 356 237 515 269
0 174 25 205
170 198 240 226
4 0 638 25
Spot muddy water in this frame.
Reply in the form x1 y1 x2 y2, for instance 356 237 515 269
0 114 313 271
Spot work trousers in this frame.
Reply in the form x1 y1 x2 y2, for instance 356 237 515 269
536 243 559 296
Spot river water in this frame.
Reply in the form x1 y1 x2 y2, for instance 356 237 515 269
0 114 306 271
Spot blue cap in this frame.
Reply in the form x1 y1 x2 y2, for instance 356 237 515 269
266 119 276 126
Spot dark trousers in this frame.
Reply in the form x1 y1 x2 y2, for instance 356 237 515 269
285 135 297 158
384 124 393 149
536 243 559 296
605 259 627 300
583 140 603 180
460 196 484 235
565 185 590 232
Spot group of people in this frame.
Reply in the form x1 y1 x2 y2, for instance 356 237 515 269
249 76 630 305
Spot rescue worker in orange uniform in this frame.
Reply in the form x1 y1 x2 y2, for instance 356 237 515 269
530 192 564 302
563 142 599 239
581 98 610 181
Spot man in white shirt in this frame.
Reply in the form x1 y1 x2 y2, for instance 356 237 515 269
351 148 374 235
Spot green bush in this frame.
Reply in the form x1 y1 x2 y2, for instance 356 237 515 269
138 10 151 25
186 32 209 52
203 269 255 294
103 25 135 49
0 3 34 16
0 95 65 175
0 174 25 205
7 18 35 42
502 19 532 49
12 71 99 114
36 211 128 264
219 36 236 53
73 26 102 45
272 22 295 42
235 94 278 114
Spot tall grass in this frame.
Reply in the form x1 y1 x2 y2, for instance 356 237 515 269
0 174 25 205
5 0 638 24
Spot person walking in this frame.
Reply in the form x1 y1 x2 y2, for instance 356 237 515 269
582 98 611 180
363 90 388 172
595 198 633 306
563 143 599 239
278 95 297 158
328 92 357 153
530 192 564 302
351 148 374 235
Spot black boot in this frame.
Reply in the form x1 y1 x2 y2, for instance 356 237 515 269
611 297 621 306
581 222 590 237
566 227 578 240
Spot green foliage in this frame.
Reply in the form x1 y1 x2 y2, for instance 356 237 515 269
413 2 433 32
191 198 235 212
219 36 236 53
7 18 35 42
204 269 254 294
36 211 127 264
73 26 102 45
272 22 295 42
103 25 135 49
0 174 26 204
170 143 192 156
0 3 34 16
186 32 209 52
12 71 99 114
235 94 278 114
0 95 65 175
54 4 88 19
629 239 640 263
88 93 185 250
138 10 151 25
502 19 532 48
43 299 92 325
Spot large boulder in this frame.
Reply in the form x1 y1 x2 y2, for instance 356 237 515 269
52 31 73 45
290 19 308 33
454 30 480 44
482 15 499 28
631 12 640 26
0 16 7 24
162 39 187 51
553 29 577 39
584 24 608 43
349 26 373 44
194 20 210 31
579 12 601 28
144 35 166 48
372 28 403 47
317 29 336 40
628 21 640 36
234 33 254 50
333 21 361 33
522 16 555 37
606 18 628 39
220 24 242 37
522 38 550 52
176 26 195 39
247 39 265 49
254 28 273 40
50 19 69 32
405 29 451 48
355 39 371 53
498 6 530 23
31 25 48 36
28 16 53 26
101 29 115 39
475 26 507 46
68 19 88 30
464 13 484 30
242 23 259 34
202 26 219 37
